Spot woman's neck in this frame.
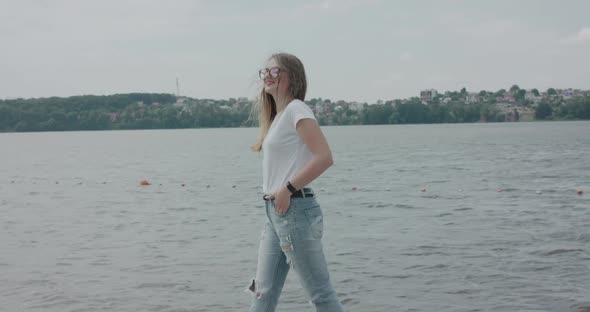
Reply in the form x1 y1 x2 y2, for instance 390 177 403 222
274 95 294 113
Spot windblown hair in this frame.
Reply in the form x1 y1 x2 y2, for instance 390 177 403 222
250 53 307 152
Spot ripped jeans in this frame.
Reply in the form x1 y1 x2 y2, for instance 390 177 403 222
248 196 343 312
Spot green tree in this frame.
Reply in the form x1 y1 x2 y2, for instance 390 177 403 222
547 88 557 96
559 96 590 119
510 84 520 93
531 88 540 97
535 102 553 120
515 89 526 102
396 98 430 124
495 89 506 97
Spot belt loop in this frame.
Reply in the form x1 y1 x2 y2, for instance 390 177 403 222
302 188 306 198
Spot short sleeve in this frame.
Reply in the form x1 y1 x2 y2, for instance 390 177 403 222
288 100 317 129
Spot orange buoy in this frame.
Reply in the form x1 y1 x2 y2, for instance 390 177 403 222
420 187 426 192
352 187 357 191
140 180 151 186
496 188 504 192
577 189 584 196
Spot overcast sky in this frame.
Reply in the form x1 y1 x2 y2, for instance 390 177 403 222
1 0 589 102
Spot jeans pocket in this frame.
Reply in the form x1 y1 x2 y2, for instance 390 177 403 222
271 199 294 217
303 206 324 239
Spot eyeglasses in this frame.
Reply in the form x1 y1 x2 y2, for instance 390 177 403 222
259 67 283 80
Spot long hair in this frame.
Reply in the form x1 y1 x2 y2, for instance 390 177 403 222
250 53 307 152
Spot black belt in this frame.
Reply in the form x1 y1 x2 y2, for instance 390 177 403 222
263 188 314 200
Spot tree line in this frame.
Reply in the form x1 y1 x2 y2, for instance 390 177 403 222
0 93 589 132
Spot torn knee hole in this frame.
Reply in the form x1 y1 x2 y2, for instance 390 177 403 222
247 279 265 299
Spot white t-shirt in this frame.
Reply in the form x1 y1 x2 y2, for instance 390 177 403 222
262 99 317 194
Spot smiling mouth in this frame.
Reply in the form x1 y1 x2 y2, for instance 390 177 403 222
265 81 274 86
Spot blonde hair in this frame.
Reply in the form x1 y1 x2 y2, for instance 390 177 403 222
250 53 307 152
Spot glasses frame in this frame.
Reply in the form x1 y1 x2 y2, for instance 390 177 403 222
259 67 283 80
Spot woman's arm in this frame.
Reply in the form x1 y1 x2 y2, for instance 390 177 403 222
272 118 333 213
289 118 334 189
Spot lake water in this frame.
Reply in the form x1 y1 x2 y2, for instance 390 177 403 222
1 121 589 312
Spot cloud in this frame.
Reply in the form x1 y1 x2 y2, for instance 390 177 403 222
425 73 453 84
399 51 414 62
435 13 521 39
373 73 404 88
0 1 206 41
564 27 590 43
319 0 382 11
291 0 381 18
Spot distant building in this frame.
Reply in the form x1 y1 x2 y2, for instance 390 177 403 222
107 112 119 122
420 89 438 102
175 97 187 106
496 95 515 103
314 104 325 114
349 101 364 111
525 90 541 103
466 92 479 104
561 89 575 100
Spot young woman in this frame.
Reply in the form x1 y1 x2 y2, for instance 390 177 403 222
247 53 343 311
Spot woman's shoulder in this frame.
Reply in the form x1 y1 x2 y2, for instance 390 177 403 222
286 99 313 112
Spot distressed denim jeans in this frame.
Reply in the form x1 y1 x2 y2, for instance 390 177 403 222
248 196 343 312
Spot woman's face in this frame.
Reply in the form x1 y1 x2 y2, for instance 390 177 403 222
261 58 289 97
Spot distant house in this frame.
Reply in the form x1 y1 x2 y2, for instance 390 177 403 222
525 91 541 103
174 97 187 106
107 112 119 122
496 103 511 111
560 89 575 100
420 89 438 102
496 95 515 103
314 104 325 114
466 93 479 104
349 101 364 111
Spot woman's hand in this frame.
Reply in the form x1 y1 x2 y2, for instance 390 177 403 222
272 187 292 214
